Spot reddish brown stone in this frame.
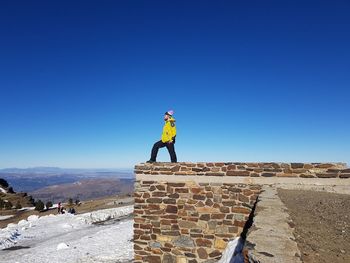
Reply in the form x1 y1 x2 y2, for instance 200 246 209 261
232 207 251 214
220 206 230 213
238 194 249 203
152 192 166 197
211 213 225 219
300 173 315 178
316 173 337 178
190 187 202 194
227 165 236 170
143 193 151 198
175 188 189 193
195 238 212 247
222 201 235 206
165 205 178 214
147 198 162 204
291 163 304 169
227 170 250 176
209 250 222 258
197 247 208 259
146 255 161 263
206 192 214 198
163 198 176 204
193 194 206 200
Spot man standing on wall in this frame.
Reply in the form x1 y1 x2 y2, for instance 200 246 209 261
147 110 177 163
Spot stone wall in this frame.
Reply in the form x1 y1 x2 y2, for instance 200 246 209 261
134 162 349 263
134 180 261 263
135 162 349 178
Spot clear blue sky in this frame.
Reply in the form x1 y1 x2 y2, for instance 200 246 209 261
0 1 349 168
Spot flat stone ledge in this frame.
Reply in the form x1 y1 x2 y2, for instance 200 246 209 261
136 174 350 187
245 186 302 263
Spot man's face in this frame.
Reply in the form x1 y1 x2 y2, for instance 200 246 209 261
164 114 169 120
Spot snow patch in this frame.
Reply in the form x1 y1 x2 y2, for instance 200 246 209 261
0 205 133 252
27 215 39 222
0 215 14 221
0 187 6 193
56 242 69 250
218 237 245 263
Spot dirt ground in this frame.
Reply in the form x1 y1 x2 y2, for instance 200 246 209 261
278 189 350 263
0 195 133 228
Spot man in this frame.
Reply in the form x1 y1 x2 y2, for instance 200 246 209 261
147 110 177 163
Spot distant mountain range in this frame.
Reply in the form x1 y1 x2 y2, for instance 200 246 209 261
0 167 133 175
0 167 134 194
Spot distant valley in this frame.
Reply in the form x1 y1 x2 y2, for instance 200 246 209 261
30 178 133 203
0 167 134 203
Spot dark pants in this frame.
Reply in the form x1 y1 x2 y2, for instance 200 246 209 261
150 138 177 162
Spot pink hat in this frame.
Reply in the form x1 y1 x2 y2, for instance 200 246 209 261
166 110 174 116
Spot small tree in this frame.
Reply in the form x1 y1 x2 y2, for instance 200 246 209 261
68 198 73 206
0 198 4 210
75 199 80 205
15 201 22 209
8 187 15 194
5 201 13 210
35 200 45 211
0 178 9 188
46 201 53 210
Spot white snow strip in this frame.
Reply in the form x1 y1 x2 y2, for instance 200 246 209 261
0 215 14 221
0 187 6 193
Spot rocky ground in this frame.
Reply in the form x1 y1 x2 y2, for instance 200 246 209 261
278 189 350 263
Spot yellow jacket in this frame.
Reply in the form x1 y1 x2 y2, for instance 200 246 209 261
161 117 177 143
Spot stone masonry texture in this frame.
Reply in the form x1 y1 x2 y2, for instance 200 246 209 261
134 180 261 263
134 162 349 263
135 162 348 178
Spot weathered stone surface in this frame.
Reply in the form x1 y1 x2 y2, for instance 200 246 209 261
340 173 350 178
291 163 304 169
165 205 178 214
197 247 208 259
196 238 212 247
163 254 176 263
227 170 250 176
174 236 195 248
214 238 227 249
146 255 161 263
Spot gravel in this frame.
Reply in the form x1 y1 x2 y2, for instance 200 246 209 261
278 189 350 263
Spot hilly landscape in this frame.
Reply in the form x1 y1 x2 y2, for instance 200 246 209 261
0 167 134 203
30 178 133 203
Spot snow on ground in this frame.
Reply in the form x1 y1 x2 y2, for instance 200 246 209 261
218 237 244 263
0 187 6 193
0 215 14 221
0 206 133 263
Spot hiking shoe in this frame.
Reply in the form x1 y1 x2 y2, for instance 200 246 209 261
146 160 155 163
